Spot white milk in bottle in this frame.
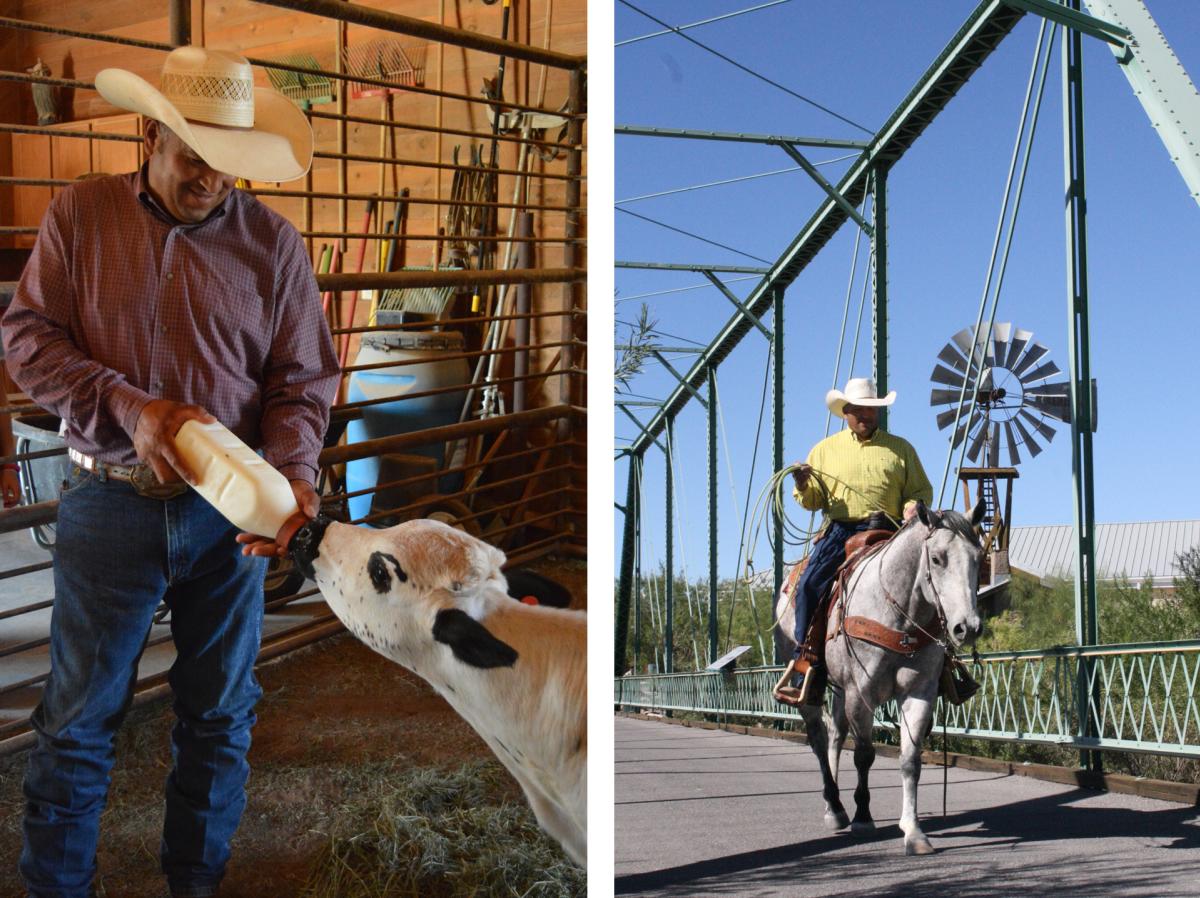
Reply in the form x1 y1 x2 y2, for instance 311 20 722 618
174 419 305 544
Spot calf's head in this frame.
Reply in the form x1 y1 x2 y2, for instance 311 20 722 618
291 517 518 669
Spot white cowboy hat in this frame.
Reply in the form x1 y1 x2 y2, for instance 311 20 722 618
826 377 896 419
94 47 312 183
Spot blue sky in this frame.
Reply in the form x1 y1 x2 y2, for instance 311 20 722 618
613 1 1200 581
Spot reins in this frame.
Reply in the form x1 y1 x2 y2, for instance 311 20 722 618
836 519 951 655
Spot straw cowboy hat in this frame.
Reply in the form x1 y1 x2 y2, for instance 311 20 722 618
94 47 312 183
826 377 896 419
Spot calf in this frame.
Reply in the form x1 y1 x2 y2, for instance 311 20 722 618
291 517 587 865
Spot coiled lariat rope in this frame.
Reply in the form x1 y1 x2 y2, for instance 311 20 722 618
743 462 900 584
731 462 901 646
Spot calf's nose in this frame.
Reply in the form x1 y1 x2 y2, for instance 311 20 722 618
290 515 332 580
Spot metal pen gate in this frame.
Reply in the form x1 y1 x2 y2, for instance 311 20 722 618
0 0 586 754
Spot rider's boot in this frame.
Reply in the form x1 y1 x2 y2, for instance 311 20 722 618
773 657 809 706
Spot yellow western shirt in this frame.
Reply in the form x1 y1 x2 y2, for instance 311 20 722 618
793 427 933 522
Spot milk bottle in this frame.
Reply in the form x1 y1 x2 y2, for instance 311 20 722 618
174 419 307 545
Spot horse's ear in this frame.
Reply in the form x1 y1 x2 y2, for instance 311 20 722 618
915 500 934 528
970 499 987 528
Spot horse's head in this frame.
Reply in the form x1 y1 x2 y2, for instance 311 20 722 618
914 500 986 648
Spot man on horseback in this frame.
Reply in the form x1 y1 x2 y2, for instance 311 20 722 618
781 377 933 702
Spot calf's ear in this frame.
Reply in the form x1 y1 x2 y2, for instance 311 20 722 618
432 608 518 668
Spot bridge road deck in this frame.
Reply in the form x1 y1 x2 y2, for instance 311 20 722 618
616 715 1200 897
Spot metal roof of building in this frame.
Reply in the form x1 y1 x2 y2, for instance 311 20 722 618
1009 521 1200 588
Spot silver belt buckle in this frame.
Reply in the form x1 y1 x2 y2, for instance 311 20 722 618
129 464 189 500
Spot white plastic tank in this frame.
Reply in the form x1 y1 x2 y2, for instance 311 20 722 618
345 330 468 523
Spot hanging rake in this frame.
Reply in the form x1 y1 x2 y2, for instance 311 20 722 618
443 146 498 269
263 53 334 108
342 38 428 95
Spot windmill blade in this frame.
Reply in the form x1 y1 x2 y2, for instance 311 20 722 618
949 408 981 448
990 322 1013 375
931 363 970 388
1003 420 1022 466
1019 359 1062 384
931 405 979 432
991 321 1013 355
952 326 989 371
930 387 974 406
966 419 989 463
1019 409 1058 443
1012 414 1043 458
1003 328 1033 370
1012 341 1050 378
1027 393 1072 422
950 327 977 359
1025 381 1071 397
937 341 970 373
986 423 1001 466
936 408 964 432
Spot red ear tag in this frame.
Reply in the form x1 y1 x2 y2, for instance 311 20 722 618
520 596 539 606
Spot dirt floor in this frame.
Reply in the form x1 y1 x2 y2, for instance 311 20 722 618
0 557 586 898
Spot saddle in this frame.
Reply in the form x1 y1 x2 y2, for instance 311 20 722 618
773 529 894 707
788 528 896 663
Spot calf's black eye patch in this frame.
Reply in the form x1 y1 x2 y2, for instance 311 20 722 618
432 609 518 669
367 552 409 593
382 552 408 583
367 553 392 593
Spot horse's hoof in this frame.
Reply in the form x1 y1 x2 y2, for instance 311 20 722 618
850 820 876 837
904 837 935 856
824 810 850 831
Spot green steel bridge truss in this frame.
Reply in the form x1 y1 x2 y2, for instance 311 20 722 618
615 0 1200 766
615 641 1200 758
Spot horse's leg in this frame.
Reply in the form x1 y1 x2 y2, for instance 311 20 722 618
844 696 877 836
898 694 936 855
827 686 847 783
801 704 849 831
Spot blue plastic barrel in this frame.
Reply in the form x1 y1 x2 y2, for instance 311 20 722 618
345 330 468 523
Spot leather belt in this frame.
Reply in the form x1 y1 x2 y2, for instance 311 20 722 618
67 448 189 500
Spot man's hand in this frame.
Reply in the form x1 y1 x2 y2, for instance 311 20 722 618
903 501 919 522
792 462 812 491
131 399 216 485
236 480 318 558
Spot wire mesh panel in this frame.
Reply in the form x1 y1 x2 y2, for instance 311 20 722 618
616 641 1200 758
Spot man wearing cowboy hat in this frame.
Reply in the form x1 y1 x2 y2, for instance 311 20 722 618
2 47 338 898
787 378 933 683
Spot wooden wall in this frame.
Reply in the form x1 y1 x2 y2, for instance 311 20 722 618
0 19 21 239
3 0 586 414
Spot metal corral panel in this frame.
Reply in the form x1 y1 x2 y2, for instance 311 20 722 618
1010 521 1200 588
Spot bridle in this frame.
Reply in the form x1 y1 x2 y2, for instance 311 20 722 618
861 515 978 653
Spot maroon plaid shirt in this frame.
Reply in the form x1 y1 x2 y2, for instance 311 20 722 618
2 167 338 482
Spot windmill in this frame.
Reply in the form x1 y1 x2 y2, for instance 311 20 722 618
930 321 1073 466
929 322 1085 613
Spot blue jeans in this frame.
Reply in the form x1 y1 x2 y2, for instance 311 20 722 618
792 519 871 655
21 468 266 898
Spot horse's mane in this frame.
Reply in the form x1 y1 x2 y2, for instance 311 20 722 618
929 508 982 547
894 506 981 547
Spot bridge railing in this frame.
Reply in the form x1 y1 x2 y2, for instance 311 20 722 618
614 640 1200 758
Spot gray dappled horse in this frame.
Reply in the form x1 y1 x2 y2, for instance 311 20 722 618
773 501 985 855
